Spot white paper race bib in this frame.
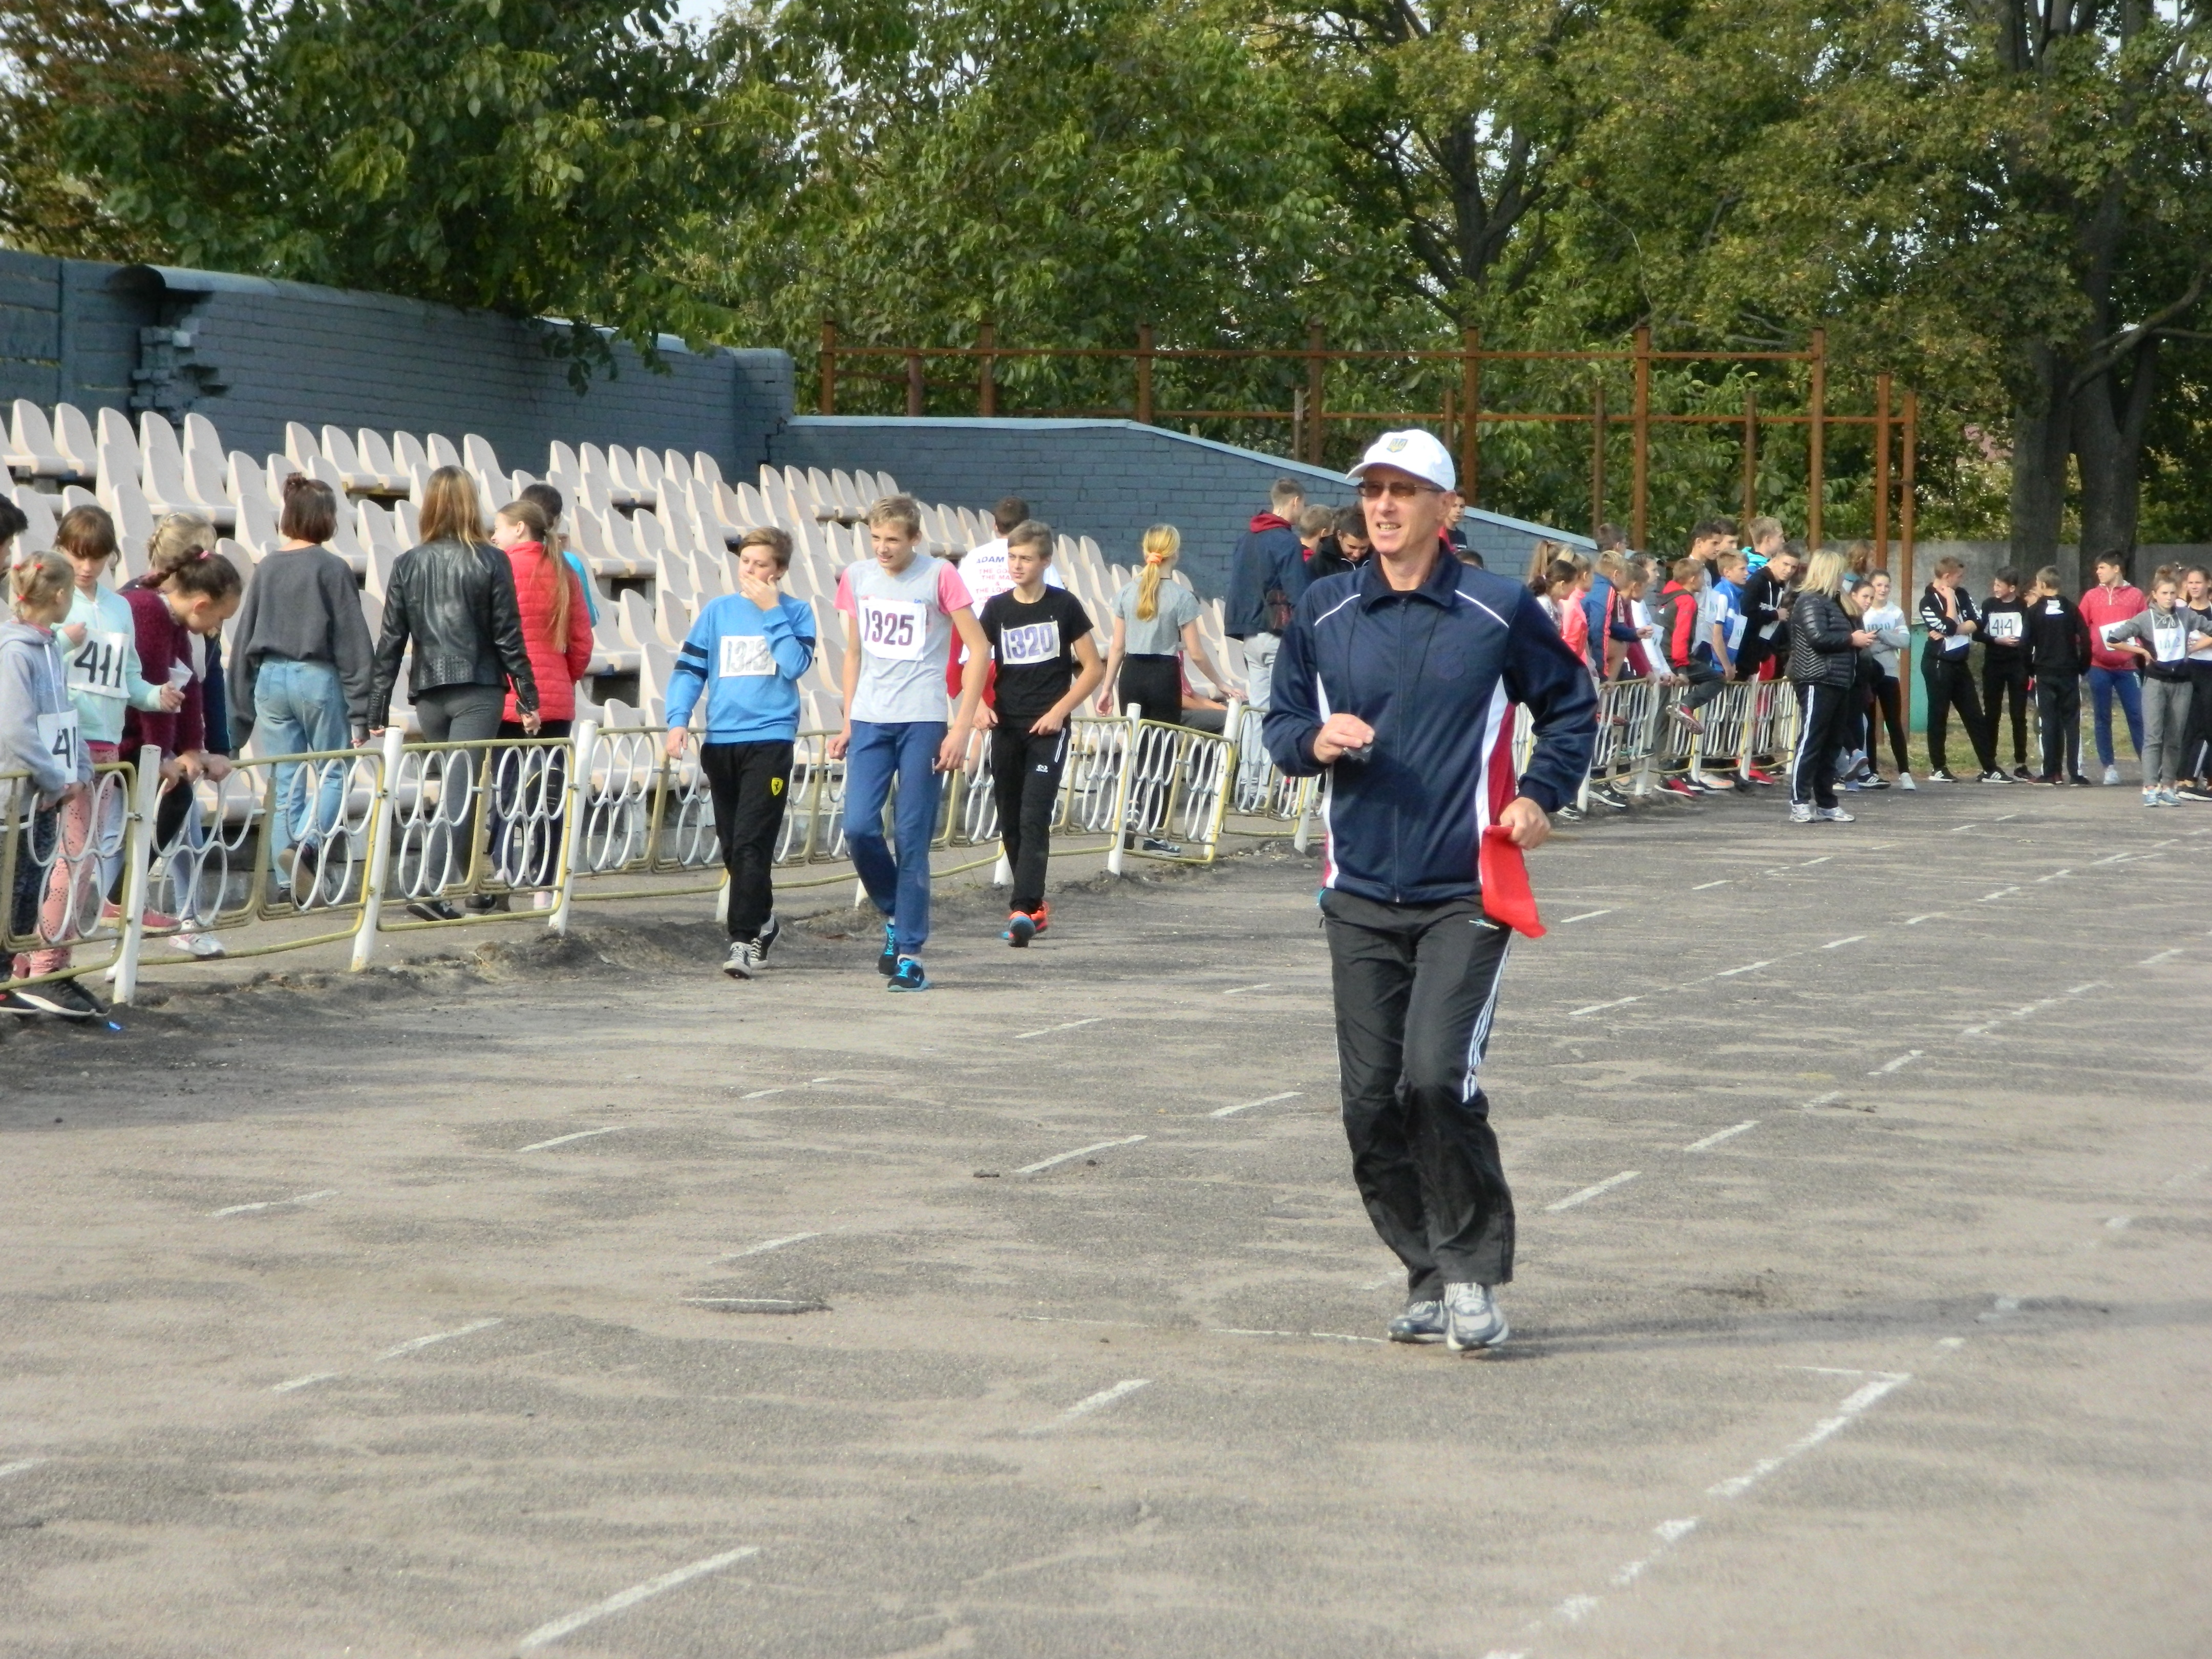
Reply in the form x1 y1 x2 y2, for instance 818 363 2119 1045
1727 615 1747 649
1985 611 2022 643
36 708 81 772
998 620 1060 667
717 634 773 677
68 630 131 698
857 597 927 662
2152 622 2187 663
1760 620 1781 641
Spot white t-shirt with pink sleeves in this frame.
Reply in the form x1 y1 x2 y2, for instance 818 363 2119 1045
836 553 973 724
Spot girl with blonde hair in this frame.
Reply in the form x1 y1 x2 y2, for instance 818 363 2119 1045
1785 548 1876 822
1097 525 1239 727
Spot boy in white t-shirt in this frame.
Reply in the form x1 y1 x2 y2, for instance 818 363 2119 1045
830 496 988 990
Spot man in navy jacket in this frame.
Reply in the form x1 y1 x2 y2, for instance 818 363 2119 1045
1224 477 1312 711
1264 429 1596 1353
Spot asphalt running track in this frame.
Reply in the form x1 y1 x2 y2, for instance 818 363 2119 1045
2 784 2206 1656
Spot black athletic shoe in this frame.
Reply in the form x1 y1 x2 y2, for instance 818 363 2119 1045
0 990 49 1016
2176 784 2212 803
877 920 898 976
15 979 98 1019
406 898 462 923
2070 773 2095 788
755 913 782 961
2012 766 2034 781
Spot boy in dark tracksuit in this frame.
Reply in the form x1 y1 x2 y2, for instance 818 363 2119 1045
2023 568 2093 785
1981 570 2032 776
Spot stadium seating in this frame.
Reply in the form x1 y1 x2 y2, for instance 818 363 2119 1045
2 398 1233 759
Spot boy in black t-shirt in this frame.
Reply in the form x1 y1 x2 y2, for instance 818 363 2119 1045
1982 568 2033 777
978 521 1102 945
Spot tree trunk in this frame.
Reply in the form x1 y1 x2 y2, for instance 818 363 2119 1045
2071 339 2160 586
2009 344 2072 588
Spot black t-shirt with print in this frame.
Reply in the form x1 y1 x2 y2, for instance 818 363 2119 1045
980 587 1094 726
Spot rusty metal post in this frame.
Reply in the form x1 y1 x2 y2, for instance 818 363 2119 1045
818 319 837 415
1899 388 1918 735
905 350 924 417
1807 328 1826 549
1873 373 1892 568
1631 326 1651 551
1305 323 1326 466
1740 386 1757 531
1590 381 1606 537
1135 324 1155 424
977 321 996 416
1460 328 1481 505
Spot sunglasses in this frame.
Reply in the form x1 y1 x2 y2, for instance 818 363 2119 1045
1355 479 1442 501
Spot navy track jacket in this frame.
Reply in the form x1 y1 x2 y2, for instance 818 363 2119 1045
1263 549 1598 906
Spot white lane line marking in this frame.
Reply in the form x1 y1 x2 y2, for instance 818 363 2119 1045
208 1188 337 1219
2036 868 2072 881
737 1088 785 1099
1570 995 1641 1018
1683 1121 1757 1153
2139 948 2183 965
0 1458 49 1479
1961 982 2103 1036
682 1298 827 1312
1015 1017 1103 1039
1949 822 1981 833
2089 850 2135 865
1869 1050 1923 1075
1937 1336 1965 1349
1980 886 2019 902
1012 1315 1157 1328
1209 1090 1302 1119
1222 983 1272 995
2066 981 2107 995
1707 1373 1911 1498
1799 856 1832 866
2105 1216 2132 1231
1801 1090 1846 1111
1015 1135 1147 1175
1691 879 1731 890
270 1372 338 1394
1546 1171 1641 1211
1609 1517 1702 1588
1211 1327 1390 1346
1822 935 1866 949
375 1317 502 1362
1020 1378 1151 1435
1713 960 1774 978
1993 812 2019 821
715 1232 821 1261
1904 912 1948 926
518 1547 760 1652
1559 910 1614 924
517 1126 623 1153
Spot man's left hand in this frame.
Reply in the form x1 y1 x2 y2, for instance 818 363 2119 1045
1499 795 1551 849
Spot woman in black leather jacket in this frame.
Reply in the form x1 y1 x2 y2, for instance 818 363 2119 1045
1785 548 1875 824
367 466 540 918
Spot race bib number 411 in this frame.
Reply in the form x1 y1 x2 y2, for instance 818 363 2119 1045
69 630 131 698
858 597 928 662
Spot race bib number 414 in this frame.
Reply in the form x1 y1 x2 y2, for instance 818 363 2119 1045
858 597 927 662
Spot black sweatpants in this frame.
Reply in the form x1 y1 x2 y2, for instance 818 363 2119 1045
2037 674 2081 780
2182 663 2212 780
1322 888 1515 1295
991 723 1069 913
1922 651 1994 775
700 740 793 941
1790 680 1858 809
1983 654 2030 768
1870 671 1910 775
1115 654 1182 727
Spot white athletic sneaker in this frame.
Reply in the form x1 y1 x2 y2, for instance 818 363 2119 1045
722 938 761 979
2144 790 2163 808
2103 764 2122 785
1443 1282 1508 1351
1790 802 1815 823
1817 806 1856 822
2158 788 2183 806
170 929 225 958
1899 771 1917 791
1387 1300 1447 1344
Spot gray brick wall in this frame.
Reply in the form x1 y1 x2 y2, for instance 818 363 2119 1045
0 250 160 416
769 416 1587 597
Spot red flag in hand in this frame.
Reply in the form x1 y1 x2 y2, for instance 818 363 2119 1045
1480 824 1545 938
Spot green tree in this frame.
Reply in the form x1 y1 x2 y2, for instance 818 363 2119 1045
0 0 775 378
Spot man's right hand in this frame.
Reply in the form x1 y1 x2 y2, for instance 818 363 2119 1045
1312 713 1376 764
826 725 852 760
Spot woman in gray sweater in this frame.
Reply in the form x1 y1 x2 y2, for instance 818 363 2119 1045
225 474 374 895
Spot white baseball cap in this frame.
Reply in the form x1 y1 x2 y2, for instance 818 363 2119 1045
1346 429 1456 494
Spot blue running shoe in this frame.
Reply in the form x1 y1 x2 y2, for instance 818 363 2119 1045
877 919 898 976
1387 1300 1446 1344
887 955 930 992
1004 911 1037 948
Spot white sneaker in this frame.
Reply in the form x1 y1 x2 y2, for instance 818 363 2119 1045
1790 802 1815 823
170 930 225 958
1816 806 1856 822
1444 1282 1509 1351
1899 771 1917 791
2103 764 2122 785
2158 788 2183 806
2144 790 2162 808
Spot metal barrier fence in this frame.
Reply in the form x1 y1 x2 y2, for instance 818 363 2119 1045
1581 675 1802 801
4 697 1296 1004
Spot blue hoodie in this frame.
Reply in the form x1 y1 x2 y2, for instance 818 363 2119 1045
665 591 817 743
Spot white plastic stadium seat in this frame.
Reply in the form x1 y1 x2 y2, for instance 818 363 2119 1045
181 414 234 518
7 402 74 480
392 431 429 475
354 430 410 494
9 485 57 554
426 433 461 471
95 409 138 483
462 434 502 484
53 405 99 479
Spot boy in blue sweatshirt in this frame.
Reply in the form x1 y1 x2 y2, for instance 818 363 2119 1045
663 527 818 979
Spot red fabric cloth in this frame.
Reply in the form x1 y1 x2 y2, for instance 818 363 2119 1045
1477 699 1544 937
499 542 592 722
119 583 204 759
1248 512 1293 534
2080 582 2147 671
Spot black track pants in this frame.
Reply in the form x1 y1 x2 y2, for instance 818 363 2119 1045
1790 680 1858 809
2037 675 2081 780
990 723 1068 913
1922 652 1995 774
1323 888 1516 1295
1983 657 2030 767
701 740 793 941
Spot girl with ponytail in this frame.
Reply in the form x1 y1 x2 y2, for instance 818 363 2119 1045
1096 525 1240 727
